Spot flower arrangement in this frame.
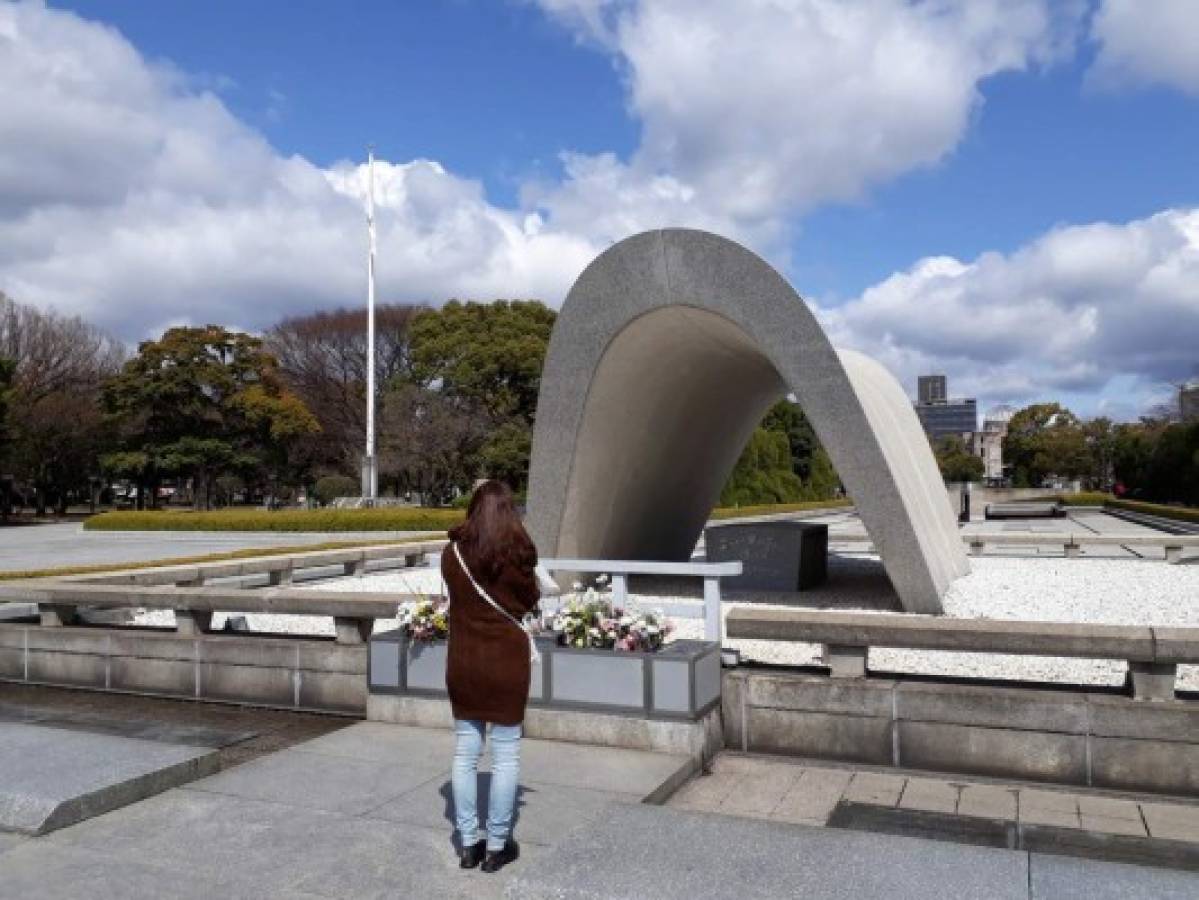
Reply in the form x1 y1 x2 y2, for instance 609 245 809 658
551 575 672 652
396 597 448 643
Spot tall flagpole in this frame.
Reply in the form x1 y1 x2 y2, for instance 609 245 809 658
362 146 378 501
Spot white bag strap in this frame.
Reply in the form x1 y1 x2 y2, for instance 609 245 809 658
451 542 540 663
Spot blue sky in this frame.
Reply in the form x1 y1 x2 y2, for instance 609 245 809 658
57 0 1199 298
3 1 1198 418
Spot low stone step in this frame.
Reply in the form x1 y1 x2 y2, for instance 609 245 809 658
0 722 219 835
829 800 1199 873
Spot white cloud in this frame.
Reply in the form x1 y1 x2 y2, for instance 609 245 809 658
0 2 597 340
821 208 1199 412
2 0 1194 420
1089 0 1199 95
533 0 1086 247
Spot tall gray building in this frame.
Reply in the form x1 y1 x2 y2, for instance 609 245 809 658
914 374 977 441
1182 383 1199 423
918 374 947 405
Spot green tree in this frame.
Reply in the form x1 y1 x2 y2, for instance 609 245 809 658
802 446 840 500
400 300 557 495
477 420 533 494
409 300 556 423
1081 417 1116 491
934 435 985 483
1142 421 1199 506
1003 403 1089 487
747 399 840 501
0 357 13 452
761 400 821 481
719 428 805 507
0 357 15 518
102 325 319 508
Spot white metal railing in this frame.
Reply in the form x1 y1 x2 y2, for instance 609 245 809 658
538 558 742 643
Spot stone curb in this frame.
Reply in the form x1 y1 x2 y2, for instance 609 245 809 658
829 801 1199 873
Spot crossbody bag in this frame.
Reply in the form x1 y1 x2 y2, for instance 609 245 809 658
450 542 541 663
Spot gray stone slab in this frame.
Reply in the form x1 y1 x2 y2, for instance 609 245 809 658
184 745 444 816
41 786 521 899
705 521 829 590
289 721 688 801
515 734 692 798
506 803 1029 899
33 712 257 749
363 774 628 848
0 722 218 834
289 719 455 763
0 831 25 857
0 841 236 900
1029 852 1199 899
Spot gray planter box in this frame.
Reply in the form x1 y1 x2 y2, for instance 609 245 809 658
369 630 720 721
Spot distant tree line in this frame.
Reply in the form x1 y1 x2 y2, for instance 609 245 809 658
1001 402 1199 505
6 285 1188 514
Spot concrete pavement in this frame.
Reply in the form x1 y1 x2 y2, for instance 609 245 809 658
508 802 1199 899
669 753 1199 872
2 711 1197 897
0 522 435 574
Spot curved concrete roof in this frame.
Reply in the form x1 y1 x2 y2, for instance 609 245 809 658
526 228 968 614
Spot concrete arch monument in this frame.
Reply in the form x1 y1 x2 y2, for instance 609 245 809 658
526 228 968 614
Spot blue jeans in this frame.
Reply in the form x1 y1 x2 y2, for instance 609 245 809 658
452 719 521 852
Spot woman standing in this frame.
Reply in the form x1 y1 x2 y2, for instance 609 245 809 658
442 480 540 873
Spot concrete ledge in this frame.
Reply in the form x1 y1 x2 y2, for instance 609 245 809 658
0 723 219 835
366 693 722 768
726 668 1199 795
830 802 1199 873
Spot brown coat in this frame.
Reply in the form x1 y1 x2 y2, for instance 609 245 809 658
442 542 540 726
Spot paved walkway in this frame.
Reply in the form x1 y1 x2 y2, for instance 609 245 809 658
2 714 1198 897
0 523 434 574
670 754 1199 840
0 719 691 898
669 753 1199 876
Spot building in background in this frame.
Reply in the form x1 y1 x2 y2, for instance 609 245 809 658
1182 382 1199 423
917 374 947 406
973 406 1013 484
913 374 978 441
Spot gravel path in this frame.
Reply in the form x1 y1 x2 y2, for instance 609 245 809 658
134 552 1199 691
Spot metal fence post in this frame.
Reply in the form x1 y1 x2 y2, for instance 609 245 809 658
703 576 721 643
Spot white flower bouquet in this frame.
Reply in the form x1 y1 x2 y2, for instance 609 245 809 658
396 597 449 643
551 576 671 652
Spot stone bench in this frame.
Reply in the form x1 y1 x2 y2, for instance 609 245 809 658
827 530 1197 563
960 532 1199 562
724 607 1199 701
0 582 423 644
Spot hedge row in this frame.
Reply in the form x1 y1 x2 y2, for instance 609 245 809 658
1056 492 1112 507
709 498 852 520
1107 498 1199 525
85 499 854 532
83 508 464 533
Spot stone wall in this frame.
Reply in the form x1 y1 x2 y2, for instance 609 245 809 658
724 668 1199 796
0 623 366 713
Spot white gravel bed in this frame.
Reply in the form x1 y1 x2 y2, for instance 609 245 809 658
131 553 1199 691
715 555 1199 690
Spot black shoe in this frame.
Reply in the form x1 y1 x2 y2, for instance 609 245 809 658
459 840 485 869
480 840 519 873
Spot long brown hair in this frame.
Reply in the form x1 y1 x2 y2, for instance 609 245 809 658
448 480 536 580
